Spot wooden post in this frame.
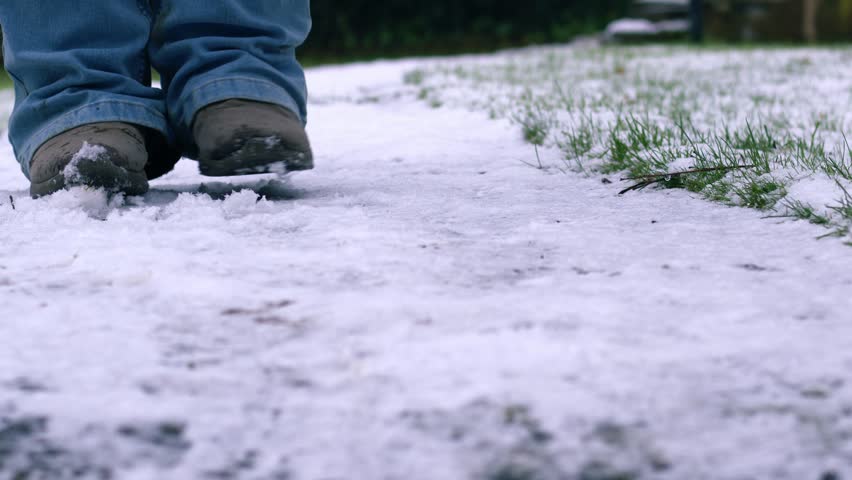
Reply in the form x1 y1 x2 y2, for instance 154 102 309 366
803 0 822 43
690 0 705 43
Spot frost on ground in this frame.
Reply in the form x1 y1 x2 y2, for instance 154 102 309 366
1 48 852 480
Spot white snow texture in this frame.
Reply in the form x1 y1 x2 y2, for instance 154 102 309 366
62 141 108 182
1 52 852 480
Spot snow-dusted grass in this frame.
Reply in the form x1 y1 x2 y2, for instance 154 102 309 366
405 45 852 241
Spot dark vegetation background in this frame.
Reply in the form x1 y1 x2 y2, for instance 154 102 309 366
300 0 632 62
0 2 631 82
299 0 851 62
1 0 850 80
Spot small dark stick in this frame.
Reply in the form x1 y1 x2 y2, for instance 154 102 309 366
9 195 15 210
618 164 757 195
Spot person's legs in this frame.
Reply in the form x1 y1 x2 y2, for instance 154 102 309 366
149 0 312 168
0 0 179 183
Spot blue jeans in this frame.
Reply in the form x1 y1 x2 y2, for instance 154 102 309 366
0 0 311 179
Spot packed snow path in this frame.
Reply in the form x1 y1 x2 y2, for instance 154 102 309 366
1 59 852 480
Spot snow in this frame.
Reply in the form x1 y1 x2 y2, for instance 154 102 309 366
666 157 696 172
605 19 659 36
262 136 281 149
406 45 852 237
1 53 852 480
62 141 108 182
784 174 850 212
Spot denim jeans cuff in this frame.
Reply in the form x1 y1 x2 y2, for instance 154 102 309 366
180 76 305 132
17 100 171 179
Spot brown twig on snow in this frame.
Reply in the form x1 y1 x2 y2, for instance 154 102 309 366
618 164 757 195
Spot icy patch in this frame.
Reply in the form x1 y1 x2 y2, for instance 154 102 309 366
63 142 107 183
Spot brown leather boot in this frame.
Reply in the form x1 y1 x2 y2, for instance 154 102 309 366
192 99 313 177
29 122 149 198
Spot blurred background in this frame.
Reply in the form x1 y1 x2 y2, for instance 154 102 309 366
301 0 852 62
1 0 851 73
301 0 633 61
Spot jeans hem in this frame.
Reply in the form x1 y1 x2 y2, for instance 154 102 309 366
180 76 305 131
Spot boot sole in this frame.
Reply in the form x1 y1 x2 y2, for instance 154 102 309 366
30 157 149 198
198 137 314 177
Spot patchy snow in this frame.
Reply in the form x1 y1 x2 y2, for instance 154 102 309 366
1 51 852 480
262 136 281 149
404 45 852 237
785 174 851 213
666 157 696 172
62 141 108 183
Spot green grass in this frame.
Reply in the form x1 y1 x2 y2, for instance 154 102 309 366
0 70 12 90
406 45 852 242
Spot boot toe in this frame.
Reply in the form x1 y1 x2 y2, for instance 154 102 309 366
193 99 313 177
29 123 150 198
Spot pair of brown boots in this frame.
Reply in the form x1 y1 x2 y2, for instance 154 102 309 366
29 99 313 198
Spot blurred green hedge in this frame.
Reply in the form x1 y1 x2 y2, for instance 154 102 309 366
300 1 632 60
0 3 632 68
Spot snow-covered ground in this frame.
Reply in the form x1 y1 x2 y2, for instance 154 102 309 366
2 52 852 480
404 46 852 239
